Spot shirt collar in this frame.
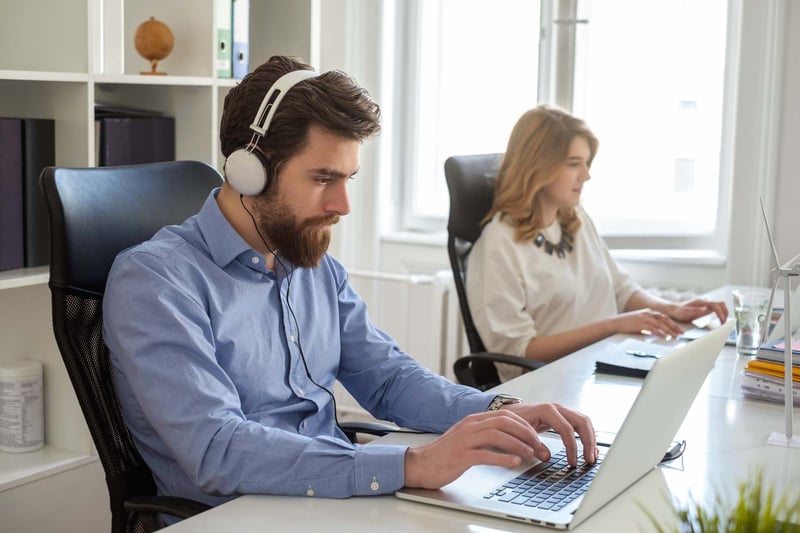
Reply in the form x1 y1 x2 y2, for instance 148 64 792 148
196 188 253 268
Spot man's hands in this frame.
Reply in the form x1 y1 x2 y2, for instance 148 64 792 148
403 403 596 490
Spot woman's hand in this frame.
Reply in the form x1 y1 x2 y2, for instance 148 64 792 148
610 308 683 339
665 298 728 324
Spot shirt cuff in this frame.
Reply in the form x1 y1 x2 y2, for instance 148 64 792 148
353 444 408 495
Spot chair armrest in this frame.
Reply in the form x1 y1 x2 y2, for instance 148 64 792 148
453 351 545 391
458 352 545 371
339 420 402 443
124 495 211 521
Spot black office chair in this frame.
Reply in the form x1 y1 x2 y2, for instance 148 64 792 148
40 160 395 532
444 154 544 391
40 161 222 532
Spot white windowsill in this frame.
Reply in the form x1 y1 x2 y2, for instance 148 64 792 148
381 230 448 247
610 249 727 267
382 231 727 268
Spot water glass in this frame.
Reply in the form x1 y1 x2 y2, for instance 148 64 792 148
732 288 771 355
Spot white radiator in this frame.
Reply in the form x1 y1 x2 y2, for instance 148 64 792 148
334 268 464 419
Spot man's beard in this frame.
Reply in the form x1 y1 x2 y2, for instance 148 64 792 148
253 195 338 268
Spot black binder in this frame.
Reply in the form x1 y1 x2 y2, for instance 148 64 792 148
0 118 24 271
22 119 55 267
593 338 670 379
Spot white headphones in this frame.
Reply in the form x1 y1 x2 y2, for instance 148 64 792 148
225 69 320 195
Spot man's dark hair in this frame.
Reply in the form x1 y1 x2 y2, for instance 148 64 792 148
220 55 381 193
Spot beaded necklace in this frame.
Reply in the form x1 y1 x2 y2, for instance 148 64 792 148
533 224 574 258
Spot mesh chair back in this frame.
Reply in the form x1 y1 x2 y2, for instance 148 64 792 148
40 161 222 533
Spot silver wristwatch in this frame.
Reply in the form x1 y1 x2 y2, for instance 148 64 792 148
487 395 523 411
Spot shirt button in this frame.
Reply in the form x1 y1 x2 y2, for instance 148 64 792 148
297 387 304 395
306 487 315 497
290 334 296 343
370 478 380 491
251 256 260 264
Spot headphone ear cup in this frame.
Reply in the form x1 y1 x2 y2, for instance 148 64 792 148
225 148 271 196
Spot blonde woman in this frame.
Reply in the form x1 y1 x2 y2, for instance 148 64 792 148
466 106 727 380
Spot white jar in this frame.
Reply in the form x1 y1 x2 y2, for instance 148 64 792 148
0 360 44 453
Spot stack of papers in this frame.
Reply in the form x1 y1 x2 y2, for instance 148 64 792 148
741 359 800 405
757 339 800 366
594 339 674 379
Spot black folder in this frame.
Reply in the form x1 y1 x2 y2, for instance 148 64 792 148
22 119 55 267
594 338 671 379
0 117 55 269
0 118 24 271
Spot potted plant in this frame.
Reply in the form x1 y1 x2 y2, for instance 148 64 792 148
644 471 800 532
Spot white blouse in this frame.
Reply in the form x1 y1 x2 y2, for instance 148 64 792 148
466 207 639 380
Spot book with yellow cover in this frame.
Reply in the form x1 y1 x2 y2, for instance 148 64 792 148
745 359 800 382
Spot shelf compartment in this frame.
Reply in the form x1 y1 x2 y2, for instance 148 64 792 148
0 80 93 168
94 83 216 164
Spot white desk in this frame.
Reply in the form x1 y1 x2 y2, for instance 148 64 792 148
164 291 800 532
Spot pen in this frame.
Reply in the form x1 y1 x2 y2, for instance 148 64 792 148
626 350 662 359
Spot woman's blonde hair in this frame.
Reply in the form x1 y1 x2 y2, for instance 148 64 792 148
486 105 598 243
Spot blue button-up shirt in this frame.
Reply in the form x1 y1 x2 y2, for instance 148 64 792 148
103 189 494 509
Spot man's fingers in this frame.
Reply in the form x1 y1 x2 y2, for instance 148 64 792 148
523 403 581 466
540 403 597 466
465 447 527 469
464 427 537 459
458 411 546 459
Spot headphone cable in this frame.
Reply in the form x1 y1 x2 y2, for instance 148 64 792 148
239 195 343 430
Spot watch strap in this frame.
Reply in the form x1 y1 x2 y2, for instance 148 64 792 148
487 395 523 411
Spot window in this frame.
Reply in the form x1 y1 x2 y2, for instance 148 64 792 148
390 0 733 253
572 0 729 247
391 0 541 231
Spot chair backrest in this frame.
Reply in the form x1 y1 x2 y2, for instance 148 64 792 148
444 153 502 354
445 153 507 389
40 161 222 533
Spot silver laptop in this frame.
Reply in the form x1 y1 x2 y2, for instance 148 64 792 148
395 321 735 529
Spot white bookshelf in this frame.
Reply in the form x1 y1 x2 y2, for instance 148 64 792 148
0 0 320 530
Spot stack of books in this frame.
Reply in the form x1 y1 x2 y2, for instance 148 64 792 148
741 355 800 406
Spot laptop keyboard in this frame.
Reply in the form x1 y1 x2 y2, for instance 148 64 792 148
483 449 601 511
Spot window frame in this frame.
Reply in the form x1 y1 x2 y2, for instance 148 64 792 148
389 0 544 234
387 0 741 259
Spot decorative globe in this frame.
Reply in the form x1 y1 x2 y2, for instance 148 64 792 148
134 17 174 75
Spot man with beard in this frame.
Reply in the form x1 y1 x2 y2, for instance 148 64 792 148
103 55 596 519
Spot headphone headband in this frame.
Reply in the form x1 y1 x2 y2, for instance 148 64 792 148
225 68 320 196
249 69 320 138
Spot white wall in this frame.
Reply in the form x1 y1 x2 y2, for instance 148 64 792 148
319 0 384 271
775 1 800 265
